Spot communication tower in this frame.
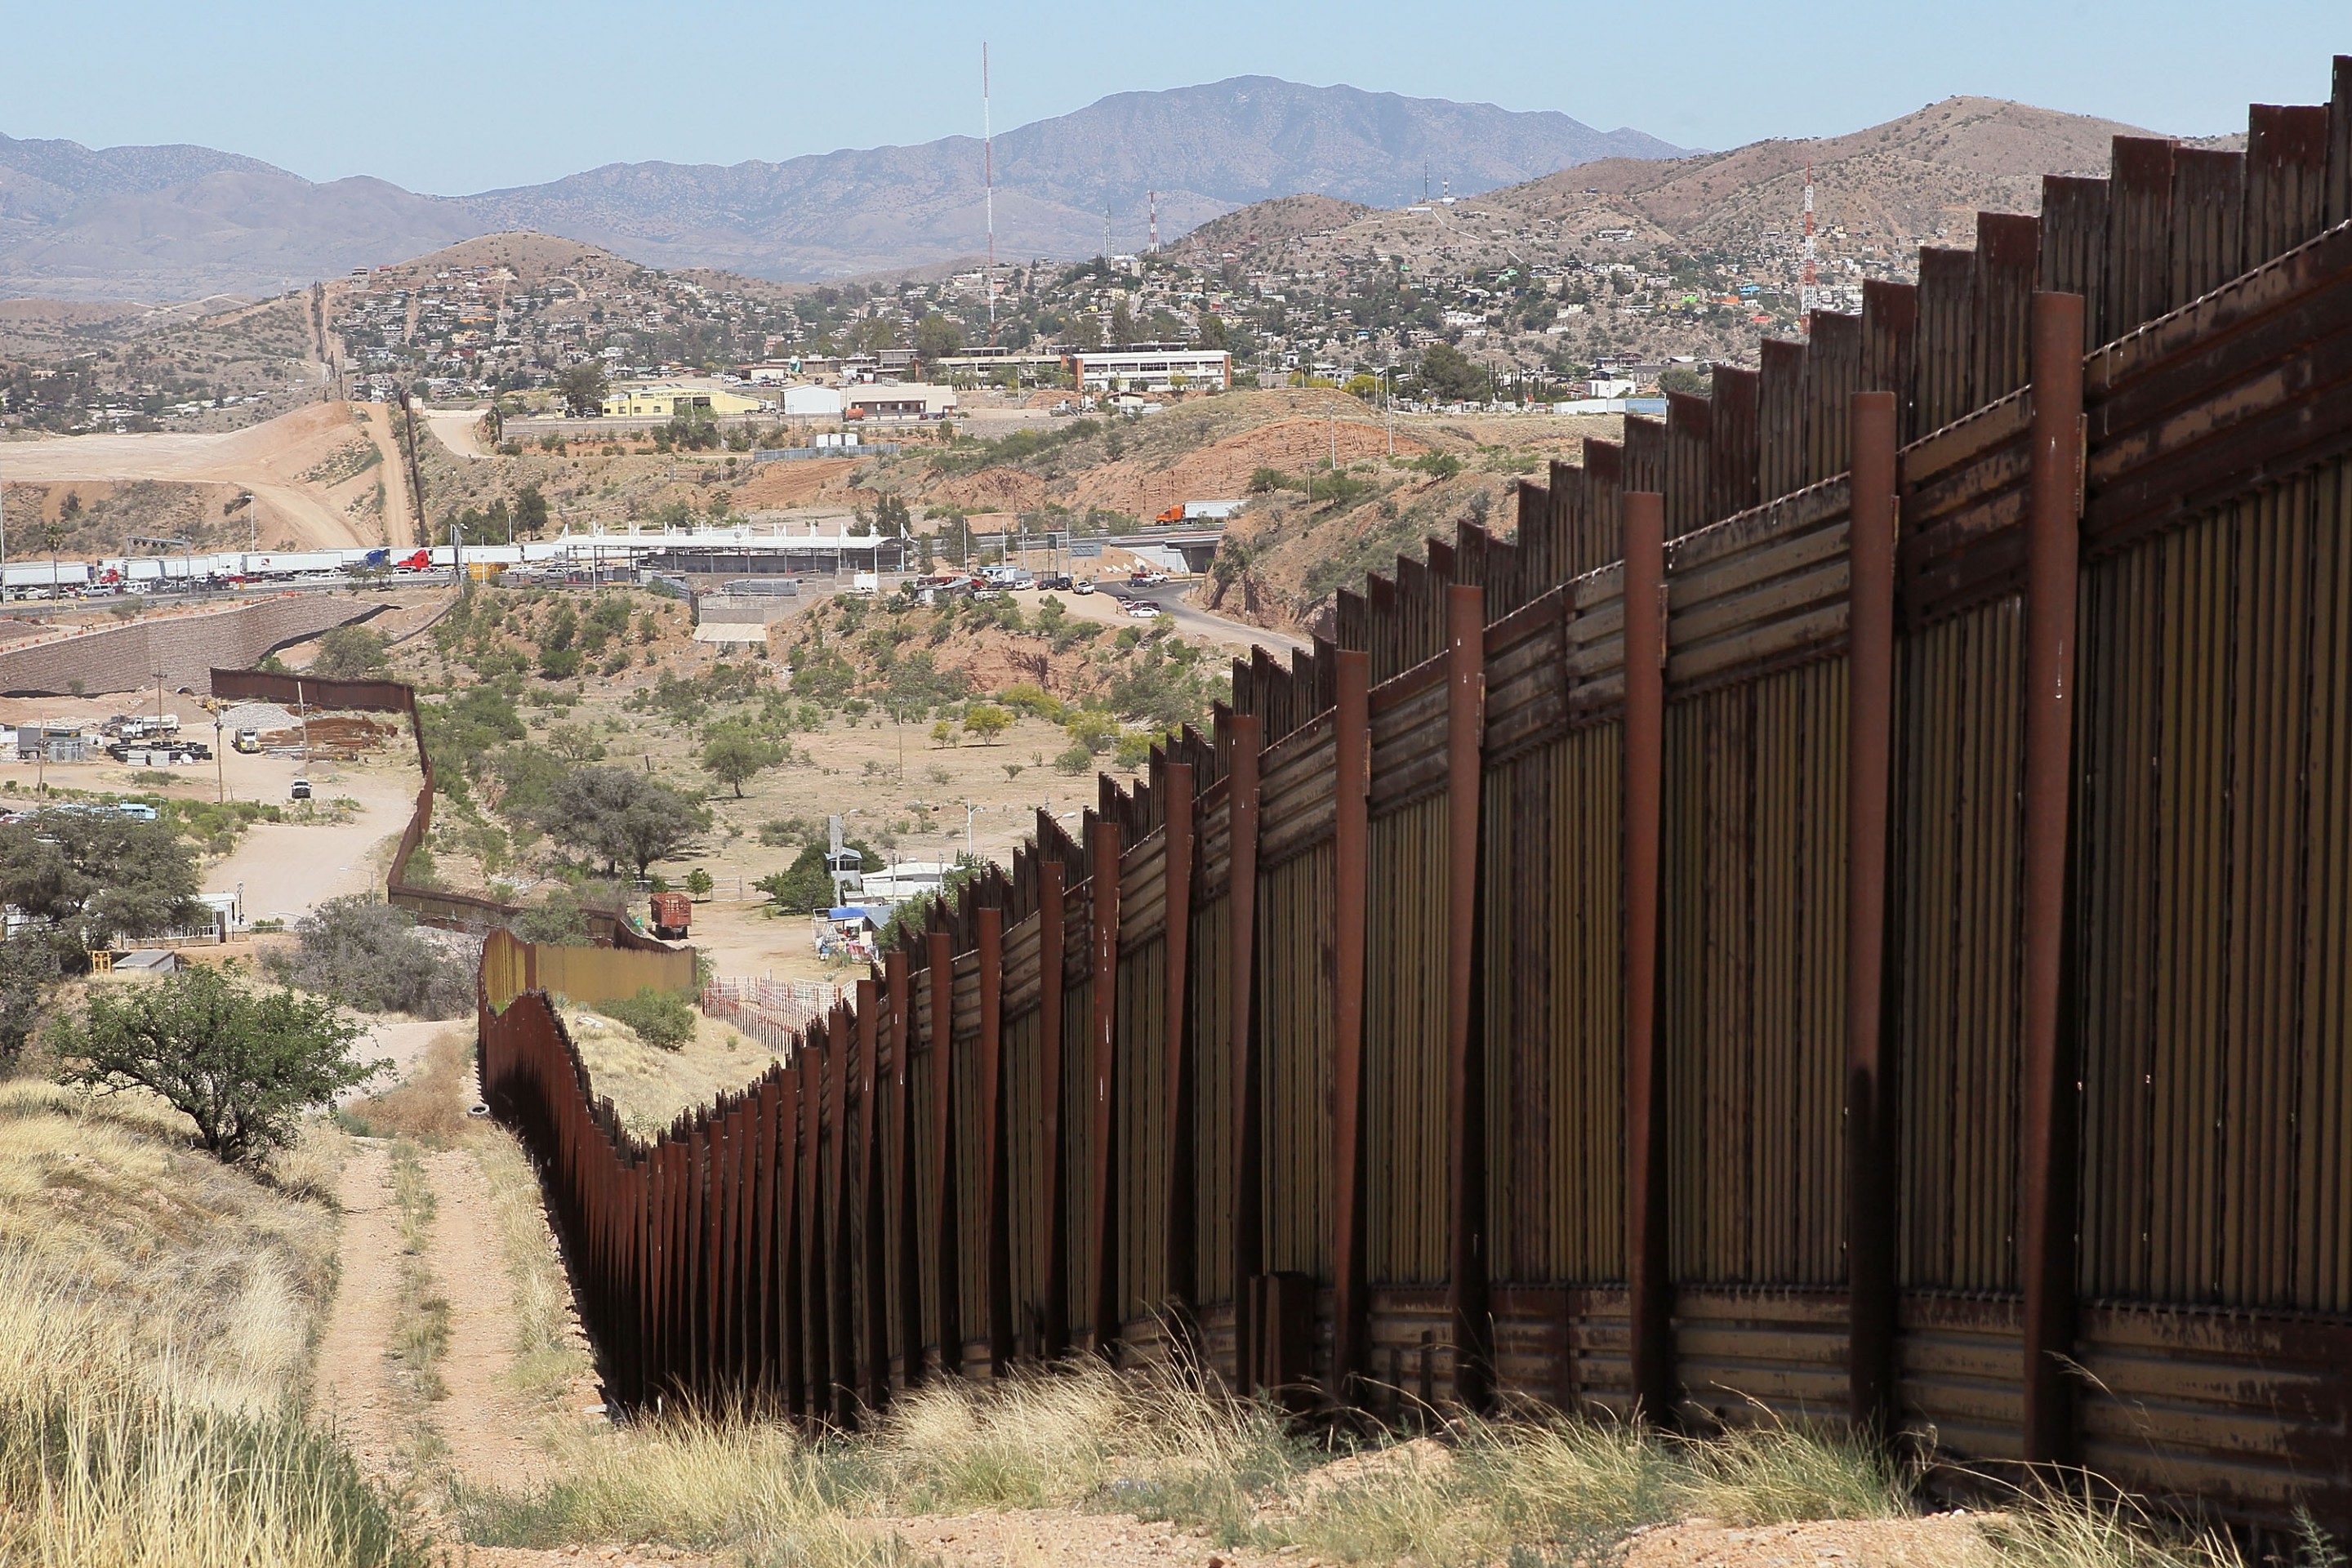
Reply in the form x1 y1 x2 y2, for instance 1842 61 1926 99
983 43 996 341
1148 189 1159 252
1798 162 1819 329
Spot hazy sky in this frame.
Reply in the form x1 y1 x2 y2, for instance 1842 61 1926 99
7 1 2345 194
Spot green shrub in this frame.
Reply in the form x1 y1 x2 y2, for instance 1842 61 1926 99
598 987 697 1051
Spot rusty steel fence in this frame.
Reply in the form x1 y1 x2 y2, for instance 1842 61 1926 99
209 666 670 950
479 63 2352 1533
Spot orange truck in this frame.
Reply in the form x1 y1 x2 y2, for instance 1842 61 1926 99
649 890 692 939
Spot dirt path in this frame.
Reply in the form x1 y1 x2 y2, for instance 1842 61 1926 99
421 1143 562 1489
313 1141 408 1483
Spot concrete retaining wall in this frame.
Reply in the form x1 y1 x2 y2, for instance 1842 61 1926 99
0 595 388 697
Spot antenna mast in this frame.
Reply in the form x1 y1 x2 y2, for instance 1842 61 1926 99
983 42 996 341
1148 189 1159 252
1799 161 1818 331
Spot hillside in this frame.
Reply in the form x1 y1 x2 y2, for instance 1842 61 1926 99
0 79 1684 301
1174 194 1378 257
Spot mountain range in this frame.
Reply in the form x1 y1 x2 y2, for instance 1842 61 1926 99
0 78 1686 301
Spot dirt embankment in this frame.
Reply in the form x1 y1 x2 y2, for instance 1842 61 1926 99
0 399 398 550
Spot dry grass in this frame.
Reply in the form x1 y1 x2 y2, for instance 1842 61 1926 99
385 1139 452 1404
340 1027 474 1146
472 1129 596 1401
565 1000 784 1138
0 1077 418 1566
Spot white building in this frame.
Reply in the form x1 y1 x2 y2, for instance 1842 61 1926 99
845 384 957 422
781 384 846 417
1062 346 1233 393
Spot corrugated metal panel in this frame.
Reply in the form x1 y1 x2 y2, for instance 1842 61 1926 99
2077 461 2352 1312
1192 893 1236 1307
1662 662 1846 1285
1061 973 1097 1337
1260 844 1335 1279
1116 938 1168 1321
1365 794 1449 1284
1483 726 1624 1283
1895 598 2025 1292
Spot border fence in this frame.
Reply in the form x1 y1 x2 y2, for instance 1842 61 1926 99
210 666 669 950
479 61 2352 1534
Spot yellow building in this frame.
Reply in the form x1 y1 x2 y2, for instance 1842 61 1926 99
599 384 766 418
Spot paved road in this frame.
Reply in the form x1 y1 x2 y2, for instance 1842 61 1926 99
1117 580 1312 658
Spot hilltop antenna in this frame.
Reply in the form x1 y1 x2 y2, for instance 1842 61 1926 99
1148 189 1159 252
1799 161 1819 330
984 42 996 341
1102 209 1111 261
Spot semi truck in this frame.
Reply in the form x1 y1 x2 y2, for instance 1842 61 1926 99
1152 499 1248 524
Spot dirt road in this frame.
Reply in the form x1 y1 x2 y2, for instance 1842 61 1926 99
0 401 396 550
201 749 418 926
426 409 491 461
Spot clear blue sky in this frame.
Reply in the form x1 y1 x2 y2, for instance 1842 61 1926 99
7 1 2345 194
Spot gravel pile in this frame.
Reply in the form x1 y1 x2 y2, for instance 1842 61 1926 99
217 702 296 731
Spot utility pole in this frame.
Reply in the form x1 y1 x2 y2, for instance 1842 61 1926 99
983 42 996 343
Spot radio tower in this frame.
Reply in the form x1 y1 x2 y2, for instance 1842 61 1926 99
1798 162 1819 332
1148 189 1159 252
983 43 996 342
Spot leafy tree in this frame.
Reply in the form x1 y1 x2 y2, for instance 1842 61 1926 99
700 724 784 797
0 932 58 1060
756 835 875 914
1065 708 1121 756
559 361 608 416
0 813 200 954
1418 342 1487 403
1110 301 1138 347
512 887 592 946
1246 466 1290 495
962 703 1012 745
685 868 715 898
310 624 390 679
54 964 383 1165
1197 313 1229 350
262 895 471 1019
544 723 608 764
536 766 710 878
929 719 959 748
515 483 552 537
915 312 965 362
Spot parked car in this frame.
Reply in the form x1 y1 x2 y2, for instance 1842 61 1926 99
289 777 313 801
1128 601 1165 619
1071 579 1096 595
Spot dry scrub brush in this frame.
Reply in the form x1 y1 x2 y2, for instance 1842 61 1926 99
0 1078 419 1566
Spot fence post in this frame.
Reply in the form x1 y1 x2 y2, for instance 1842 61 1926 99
1443 582 1490 1407
1328 648 1373 1402
798 1036 826 1417
1846 390 1901 1440
2020 289 2086 1470
1086 814 1123 1356
754 1078 781 1396
778 1065 804 1418
1034 853 1070 1359
1226 713 1264 1393
978 906 1014 1374
1622 491 1673 1424
825 1000 854 1420
927 928 961 1375
857 975 888 1411
1160 760 1198 1326
887 950 921 1389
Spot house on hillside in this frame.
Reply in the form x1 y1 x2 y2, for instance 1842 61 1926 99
599 385 766 418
